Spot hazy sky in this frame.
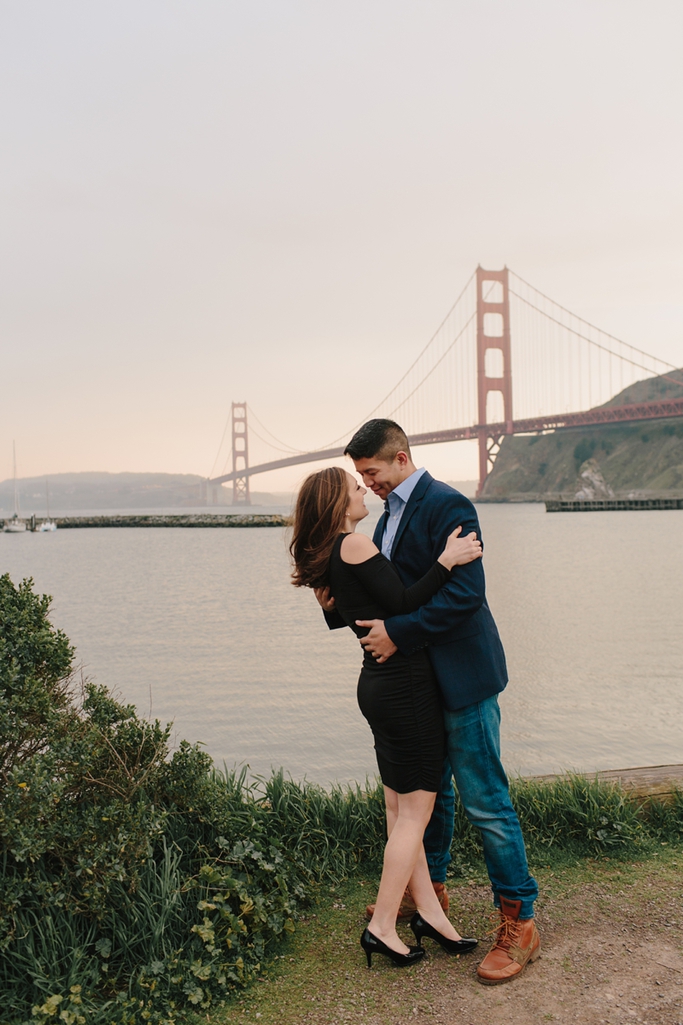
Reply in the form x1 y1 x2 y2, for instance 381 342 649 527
2 1 682 491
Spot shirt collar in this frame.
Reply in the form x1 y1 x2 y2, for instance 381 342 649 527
387 467 426 508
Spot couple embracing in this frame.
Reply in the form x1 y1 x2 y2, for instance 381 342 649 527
290 418 539 984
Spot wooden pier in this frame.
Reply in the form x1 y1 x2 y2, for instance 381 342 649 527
545 498 683 512
528 764 683 799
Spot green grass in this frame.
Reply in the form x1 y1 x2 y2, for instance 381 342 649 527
213 843 683 1025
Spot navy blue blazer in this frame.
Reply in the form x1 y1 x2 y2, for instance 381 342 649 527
326 472 508 711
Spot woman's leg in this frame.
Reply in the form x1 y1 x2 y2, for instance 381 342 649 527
384 786 399 838
407 847 462 940
367 788 436 952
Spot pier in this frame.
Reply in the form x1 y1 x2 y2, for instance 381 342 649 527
545 497 683 512
529 763 683 800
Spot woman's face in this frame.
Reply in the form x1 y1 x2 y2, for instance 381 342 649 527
346 472 368 523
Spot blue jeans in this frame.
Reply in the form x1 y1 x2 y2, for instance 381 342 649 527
424 694 538 919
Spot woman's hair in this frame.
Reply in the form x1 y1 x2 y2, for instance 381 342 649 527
290 466 349 588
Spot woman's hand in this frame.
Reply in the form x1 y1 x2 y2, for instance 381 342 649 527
438 525 482 571
314 586 336 612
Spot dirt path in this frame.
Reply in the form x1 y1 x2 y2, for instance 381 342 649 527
427 908 683 1025
225 853 683 1025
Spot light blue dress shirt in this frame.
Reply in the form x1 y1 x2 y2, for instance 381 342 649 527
380 467 426 559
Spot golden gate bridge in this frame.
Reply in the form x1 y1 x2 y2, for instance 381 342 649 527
208 267 683 502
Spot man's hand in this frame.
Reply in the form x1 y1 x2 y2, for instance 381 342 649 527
356 619 398 663
314 586 336 612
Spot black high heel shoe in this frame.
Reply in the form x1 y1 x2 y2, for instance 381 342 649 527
409 913 479 954
360 928 425 968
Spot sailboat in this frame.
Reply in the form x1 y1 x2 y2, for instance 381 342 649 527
37 478 57 531
3 443 27 533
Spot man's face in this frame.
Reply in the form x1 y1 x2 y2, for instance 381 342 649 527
352 454 409 501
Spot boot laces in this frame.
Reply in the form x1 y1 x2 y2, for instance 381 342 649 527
486 910 521 951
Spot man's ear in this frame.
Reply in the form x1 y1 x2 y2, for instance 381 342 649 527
395 450 410 468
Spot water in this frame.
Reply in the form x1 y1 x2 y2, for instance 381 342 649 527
1 503 681 785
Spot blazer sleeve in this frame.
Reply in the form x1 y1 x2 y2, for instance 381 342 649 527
384 494 485 654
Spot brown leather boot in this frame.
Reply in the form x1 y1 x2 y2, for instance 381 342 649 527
365 881 449 921
476 896 540 985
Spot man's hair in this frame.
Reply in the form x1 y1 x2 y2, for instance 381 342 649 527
344 419 412 462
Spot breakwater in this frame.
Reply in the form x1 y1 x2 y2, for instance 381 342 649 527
54 513 290 528
545 497 683 512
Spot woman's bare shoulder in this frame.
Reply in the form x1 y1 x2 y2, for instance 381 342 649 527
339 533 380 565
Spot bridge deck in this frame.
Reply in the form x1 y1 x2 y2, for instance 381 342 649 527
210 397 683 485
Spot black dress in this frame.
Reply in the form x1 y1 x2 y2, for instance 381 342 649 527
328 533 449 793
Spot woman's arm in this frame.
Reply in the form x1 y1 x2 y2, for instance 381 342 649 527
339 531 481 616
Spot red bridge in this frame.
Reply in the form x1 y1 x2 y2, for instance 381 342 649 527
209 267 683 500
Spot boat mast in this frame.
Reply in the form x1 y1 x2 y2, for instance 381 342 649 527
13 442 19 517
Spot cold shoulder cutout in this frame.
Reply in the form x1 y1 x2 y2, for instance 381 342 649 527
340 532 379 564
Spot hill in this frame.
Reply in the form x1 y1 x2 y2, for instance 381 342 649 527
481 370 683 500
0 472 291 514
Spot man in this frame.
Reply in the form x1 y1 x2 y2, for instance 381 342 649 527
318 419 539 985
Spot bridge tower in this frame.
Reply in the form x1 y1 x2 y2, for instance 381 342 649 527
476 266 513 496
231 402 251 505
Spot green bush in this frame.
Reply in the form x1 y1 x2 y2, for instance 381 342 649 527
573 437 596 466
0 575 385 1024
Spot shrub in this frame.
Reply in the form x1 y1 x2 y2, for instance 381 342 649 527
0 576 385 1024
573 438 596 466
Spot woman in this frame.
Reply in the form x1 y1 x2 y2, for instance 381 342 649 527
290 466 482 967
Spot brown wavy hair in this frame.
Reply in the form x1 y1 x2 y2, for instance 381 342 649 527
290 466 349 588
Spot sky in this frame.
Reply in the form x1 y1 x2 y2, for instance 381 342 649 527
1 0 682 492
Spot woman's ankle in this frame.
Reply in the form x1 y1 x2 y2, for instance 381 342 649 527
367 919 409 951
416 903 460 940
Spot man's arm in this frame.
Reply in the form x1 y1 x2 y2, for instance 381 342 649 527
384 495 485 654
357 620 397 662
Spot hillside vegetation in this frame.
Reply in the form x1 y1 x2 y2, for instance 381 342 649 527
482 369 683 499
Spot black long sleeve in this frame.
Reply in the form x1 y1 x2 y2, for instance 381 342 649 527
348 553 449 615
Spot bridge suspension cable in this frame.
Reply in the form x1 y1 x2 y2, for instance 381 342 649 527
509 271 678 372
315 268 477 450
510 289 683 388
385 311 477 419
242 406 306 455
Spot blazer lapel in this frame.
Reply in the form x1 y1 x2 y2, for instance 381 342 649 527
373 506 389 548
391 471 433 559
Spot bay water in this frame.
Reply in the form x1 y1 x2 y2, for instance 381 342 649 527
1 502 681 786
